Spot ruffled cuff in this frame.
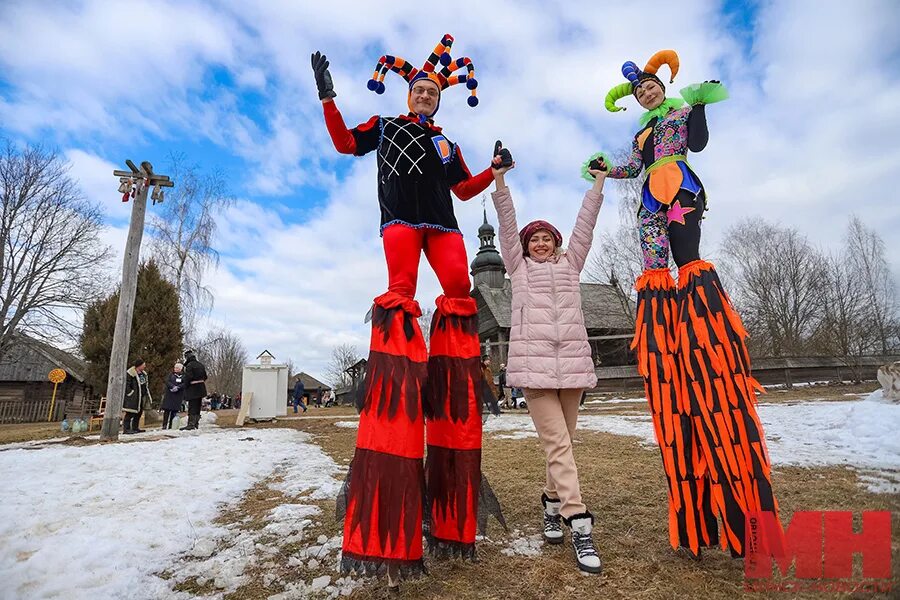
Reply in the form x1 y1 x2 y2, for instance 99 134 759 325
581 151 613 183
680 82 729 106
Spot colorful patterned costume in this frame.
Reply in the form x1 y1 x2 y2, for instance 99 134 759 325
318 35 504 580
584 50 779 558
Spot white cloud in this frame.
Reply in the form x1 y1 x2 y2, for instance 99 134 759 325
3 0 899 378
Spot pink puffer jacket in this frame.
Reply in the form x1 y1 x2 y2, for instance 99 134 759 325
491 186 603 390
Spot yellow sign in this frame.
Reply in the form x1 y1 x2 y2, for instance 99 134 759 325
48 369 67 384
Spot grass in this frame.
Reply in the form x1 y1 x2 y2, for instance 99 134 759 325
213 386 899 600
3 385 896 599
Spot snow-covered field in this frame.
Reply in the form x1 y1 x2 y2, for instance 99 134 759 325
0 426 345 599
483 392 900 493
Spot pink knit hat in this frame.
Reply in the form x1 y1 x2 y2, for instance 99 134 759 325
519 220 562 255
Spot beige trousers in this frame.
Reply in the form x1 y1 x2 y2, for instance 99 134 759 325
524 388 586 518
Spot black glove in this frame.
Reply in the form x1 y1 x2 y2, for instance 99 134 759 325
493 140 513 169
588 157 608 172
311 51 336 100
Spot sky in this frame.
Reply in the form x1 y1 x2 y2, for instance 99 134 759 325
2 0 899 382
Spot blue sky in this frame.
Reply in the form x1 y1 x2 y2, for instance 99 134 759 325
2 0 899 380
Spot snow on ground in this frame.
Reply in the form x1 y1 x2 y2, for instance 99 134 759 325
483 394 900 493
333 421 359 429
584 397 645 405
0 427 344 599
499 530 544 557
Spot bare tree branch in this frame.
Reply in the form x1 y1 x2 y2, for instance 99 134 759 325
149 153 232 333
0 141 110 360
324 343 361 389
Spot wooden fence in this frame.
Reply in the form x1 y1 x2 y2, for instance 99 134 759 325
0 397 63 424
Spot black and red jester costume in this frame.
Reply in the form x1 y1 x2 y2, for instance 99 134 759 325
312 34 505 582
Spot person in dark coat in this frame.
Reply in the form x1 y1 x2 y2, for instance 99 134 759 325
161 362 185 430
315 386 323 408
498 363 508 407
181 349 208 430
123 358 152 434
292 378 307 413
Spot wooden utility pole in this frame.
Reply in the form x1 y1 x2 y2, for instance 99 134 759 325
100 161 174 441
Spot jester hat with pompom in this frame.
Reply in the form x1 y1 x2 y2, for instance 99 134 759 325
366 34 479 119
605 50 680 113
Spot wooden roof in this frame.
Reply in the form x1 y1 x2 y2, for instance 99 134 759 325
0 335 88 383
473 280 634 334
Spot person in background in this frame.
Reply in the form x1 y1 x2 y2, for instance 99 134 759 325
481 355 499 415
161 362 185 430
181 349 208 431
315 385 323 408
123 358 151 434
293 377 307 413
498 363 508 408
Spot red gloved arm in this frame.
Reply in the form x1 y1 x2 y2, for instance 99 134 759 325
450 147 494 200
322 100 358 155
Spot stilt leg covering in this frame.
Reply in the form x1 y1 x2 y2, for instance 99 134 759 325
633 269 718 556
424 295 504 557
340 291 427 579
676 260 780 557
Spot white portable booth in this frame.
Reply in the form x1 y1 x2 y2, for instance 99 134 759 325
241 350 289 420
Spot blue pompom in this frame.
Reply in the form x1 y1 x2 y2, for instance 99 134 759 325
466 78 478 90
467 95 479 107
440 52 452 66
367 79 379 91
376 81 386 94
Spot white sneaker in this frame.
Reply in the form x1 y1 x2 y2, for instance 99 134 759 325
565 512 602 574
541 494 564 544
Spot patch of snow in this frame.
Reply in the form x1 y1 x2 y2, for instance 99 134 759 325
500 530 544 557
334 421 359 429
0 427 343 599
585 397 645 405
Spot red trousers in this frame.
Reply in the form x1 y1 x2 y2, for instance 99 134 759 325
382 224 471 299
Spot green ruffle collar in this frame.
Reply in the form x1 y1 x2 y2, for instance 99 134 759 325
638 97 686 128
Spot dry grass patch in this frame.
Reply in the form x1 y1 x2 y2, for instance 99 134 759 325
232 410 899 600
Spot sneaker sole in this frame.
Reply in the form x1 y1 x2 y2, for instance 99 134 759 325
544 535 564 545
577 562 602 574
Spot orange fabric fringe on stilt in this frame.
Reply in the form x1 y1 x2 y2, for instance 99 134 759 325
633 269 718 556
675 260 780 557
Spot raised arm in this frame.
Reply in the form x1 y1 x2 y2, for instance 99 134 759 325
687 104 708 153
607 136 643 179
313 51 380 156
567 164 607 273
490 142 524 274
447 146 494 200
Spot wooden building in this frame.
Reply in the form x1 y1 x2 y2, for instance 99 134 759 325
0 335 97 424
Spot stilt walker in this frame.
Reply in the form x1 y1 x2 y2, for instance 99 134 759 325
583 50 779 558
312 34 505 586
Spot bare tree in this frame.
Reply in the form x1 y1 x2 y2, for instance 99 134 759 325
197 327 248 397
719 219 825 357
149 153 232 333
324 342 361 389
845 216 898 354
0 142 110 361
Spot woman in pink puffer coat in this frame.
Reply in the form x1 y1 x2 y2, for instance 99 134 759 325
490 152 607 575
